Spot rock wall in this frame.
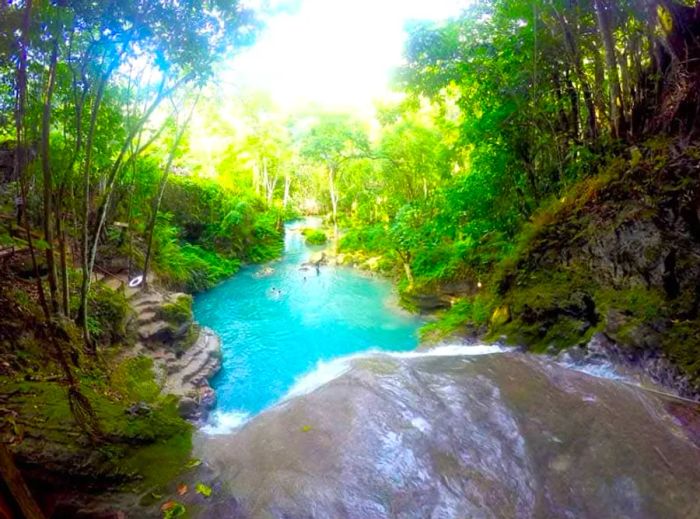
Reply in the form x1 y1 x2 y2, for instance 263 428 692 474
491 142 700 396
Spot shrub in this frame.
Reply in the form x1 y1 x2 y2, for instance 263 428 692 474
302 228 328 245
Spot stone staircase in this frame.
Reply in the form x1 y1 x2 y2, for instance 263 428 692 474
125 288 221 420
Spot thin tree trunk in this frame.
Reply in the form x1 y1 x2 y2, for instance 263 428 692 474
87 72 191 283
594 0 626 138
77 62 114 345
403 262 414 289
552 6 598 140
283 171 291 209
56 196 70 318
252 162 261 195
328 165 339 249
0 444 45 519
15 0 50 320
564 69 581 141
55 176 70 317
41 38 60 314
143 95 199 289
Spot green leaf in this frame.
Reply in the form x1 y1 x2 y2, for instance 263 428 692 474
161 501 186 519
184 458 201 469
195 482 212 497
301 425 312 432
33 239 50 251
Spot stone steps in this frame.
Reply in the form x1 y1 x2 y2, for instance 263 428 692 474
136 310 158 326
163 329 220 394
138 320 172 342
124 286 220 420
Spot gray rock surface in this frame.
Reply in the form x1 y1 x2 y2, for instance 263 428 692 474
188 351 700 519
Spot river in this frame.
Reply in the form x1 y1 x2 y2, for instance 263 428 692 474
194 218 423 432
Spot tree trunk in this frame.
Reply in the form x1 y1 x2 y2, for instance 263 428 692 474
564 69 581 141
0 444 45 519
283 171 291 209
403 261 414 290
41 38 60 314
253 162 261 196
77 66 112 346
552 7 598 140
15 0 50 320
262 157 278 206
143 95 199 290
594 0 626 138
56 202 70 318
87 73 190 283
328 165 339 250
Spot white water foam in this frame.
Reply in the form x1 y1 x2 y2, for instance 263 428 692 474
202 344 507 435
391 344 505 359
558 360 626 381
282 344 507 401
202 410 250 435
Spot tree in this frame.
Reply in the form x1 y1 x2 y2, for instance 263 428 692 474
301 114 369 244
0 0 259 347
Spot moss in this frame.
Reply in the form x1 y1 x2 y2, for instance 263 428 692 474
121 431 193 493
420 293 495 341
159 295 193 326
490 305 510 327
595 286 666 321
87 282 132 346
1 353 192 486
174 324 199 353
110 356 161 404
661 320 700 389
302 228 328 245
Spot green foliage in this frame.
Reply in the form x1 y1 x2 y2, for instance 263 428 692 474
150 215 242 292
302 228 327 245
420 294 495 341
339 225 391 254
143 176 283 290
162 501 187 518
87 283 132 347
159 295 194 326
195 482 212 497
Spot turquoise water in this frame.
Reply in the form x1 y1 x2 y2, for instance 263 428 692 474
193 218 423 427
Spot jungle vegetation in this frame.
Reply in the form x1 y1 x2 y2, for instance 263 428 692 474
1 0 700 516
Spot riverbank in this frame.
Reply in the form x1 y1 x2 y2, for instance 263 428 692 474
122 282 222 422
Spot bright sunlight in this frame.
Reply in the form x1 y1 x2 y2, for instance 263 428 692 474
222 0 471 111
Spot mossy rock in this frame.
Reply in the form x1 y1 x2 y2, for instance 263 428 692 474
159 295 193 326
490 305 510 327
87 282 132 346
302 228 327 245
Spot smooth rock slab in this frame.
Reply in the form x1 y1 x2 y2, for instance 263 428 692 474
192 352 700 519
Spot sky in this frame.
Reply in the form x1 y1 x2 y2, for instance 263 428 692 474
218 0 470 114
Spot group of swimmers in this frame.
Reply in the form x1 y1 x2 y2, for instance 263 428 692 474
262 258 325 299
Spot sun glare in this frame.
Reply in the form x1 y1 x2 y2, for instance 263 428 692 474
219 0 470 113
